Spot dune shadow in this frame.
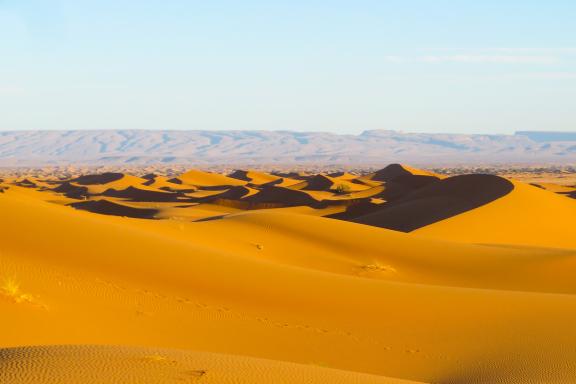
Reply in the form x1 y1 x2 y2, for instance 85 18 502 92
101 186 187 202
72 172 125 185
69 199 159 219
333 174 514 232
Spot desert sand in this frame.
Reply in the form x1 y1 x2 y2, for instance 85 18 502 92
1 164 576 383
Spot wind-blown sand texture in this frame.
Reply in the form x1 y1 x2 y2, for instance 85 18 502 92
1 164 576 383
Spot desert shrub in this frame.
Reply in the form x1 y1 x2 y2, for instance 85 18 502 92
335 183 351 194
1 277 33 304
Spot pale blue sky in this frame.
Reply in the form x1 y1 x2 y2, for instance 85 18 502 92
1 0 575 134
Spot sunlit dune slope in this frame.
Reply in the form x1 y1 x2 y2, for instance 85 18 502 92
2 185 576 383
241 185 320 207
188 210 576 293
0 345 423 384
415 179 576 248
262 176 302 188
71 172 148 194
228 169 281 185
328 171 358 180
142 175 198 191
172 169 246 187
530 181 576 194
290 174 370 192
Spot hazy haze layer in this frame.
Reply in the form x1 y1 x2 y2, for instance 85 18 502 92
2 130 576 166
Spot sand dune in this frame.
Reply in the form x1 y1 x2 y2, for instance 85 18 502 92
2 166 576 383
290 174 370 193
363 164 441 182
241 185 321 208
228 169 282 185
261 176 302 188
172 169 246 187
70 199 159 219
415 179 576 248
52 182 90 199
142 175 198 192
72 172 127 185
100 185 186 202
338 174 514 231
0 345 423 384
328 171 359 180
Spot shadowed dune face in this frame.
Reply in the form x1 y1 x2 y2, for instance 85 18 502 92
228 169 254 181
228 170 281 185
297 175 335 191
100 186 186 202
70 199 159 219
72 172 125 185
52 182 90 199
356 164 441 201
367 164 438 182
206 186 253 200
347 174 514 232
243 186 320 207
14 179 38 188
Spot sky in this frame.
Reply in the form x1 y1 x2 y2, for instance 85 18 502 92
0 0 575 134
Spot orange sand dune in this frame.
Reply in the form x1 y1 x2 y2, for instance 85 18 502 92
2 181 576 383
165 209 576 294
372 164 443 179
173 169 246 187
290 174 370 192
241 185 320 207
323 185 385 201
415 179 576 248
203 185 260 201
337 174 514 231
0 346 423 384
261 176 302 188
328 171 359 180
70 198 159 219
100 185 187 202
142 175 198 191
358 164 441 185
71 172 148 194
228 169 282 185
529 181 576 194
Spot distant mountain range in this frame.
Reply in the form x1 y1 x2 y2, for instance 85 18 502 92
1 129 576 166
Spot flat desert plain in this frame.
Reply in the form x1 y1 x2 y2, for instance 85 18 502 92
1 164 576 383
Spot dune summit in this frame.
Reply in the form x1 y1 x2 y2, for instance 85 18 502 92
2 163 576 383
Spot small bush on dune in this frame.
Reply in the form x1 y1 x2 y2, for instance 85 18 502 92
1 276 36 305
360 263 397 273
334 183 351 194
